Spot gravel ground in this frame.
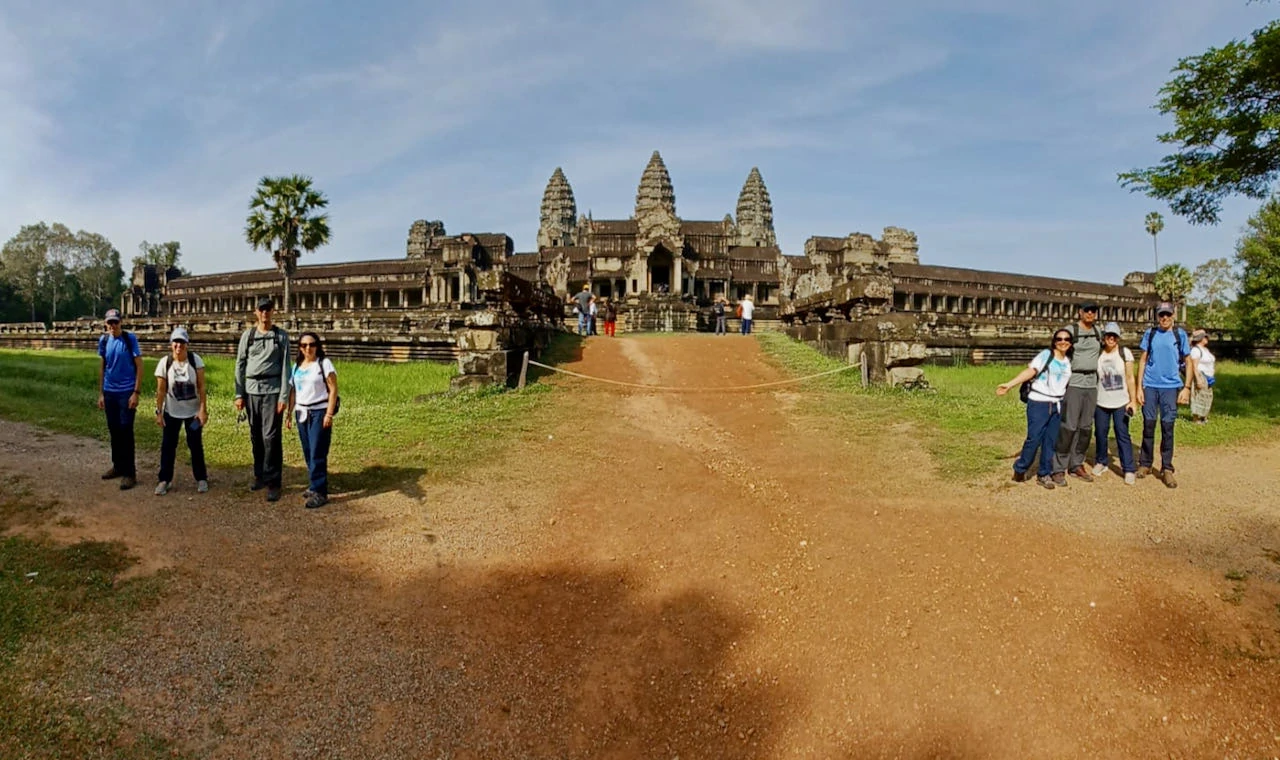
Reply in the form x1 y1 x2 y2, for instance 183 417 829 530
2 334 1279 758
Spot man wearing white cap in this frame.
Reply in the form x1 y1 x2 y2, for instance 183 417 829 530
97 308 143 490
153 327 208 495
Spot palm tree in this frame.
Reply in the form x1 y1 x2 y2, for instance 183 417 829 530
245 175 331 313
1155 263 1194 321
1144 211 1164 270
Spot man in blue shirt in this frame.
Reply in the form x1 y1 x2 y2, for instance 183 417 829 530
97 308 144 490
1136 302 1194 489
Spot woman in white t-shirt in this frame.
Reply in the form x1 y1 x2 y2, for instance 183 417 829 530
287 332 338 509
1189 329 1216 424
1092 322 1138 484
153 327 208 495
996 329 1073 489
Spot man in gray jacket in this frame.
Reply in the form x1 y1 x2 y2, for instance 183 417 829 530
1052 301 1105 485
234 297 291 501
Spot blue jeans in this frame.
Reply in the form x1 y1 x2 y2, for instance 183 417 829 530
715 315 726 335
1014 401 1061 478
1093 405 1135 474
740 318 753 335
102 390 137 478
1140 387 1178 472
296 410 333 496
577 312 589 335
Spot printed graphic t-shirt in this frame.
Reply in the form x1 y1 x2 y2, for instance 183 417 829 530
1027 349 1071 403
156 354 205 419
1095 348 1134 409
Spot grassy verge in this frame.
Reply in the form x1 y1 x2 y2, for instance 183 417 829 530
756 333 1280 480
0 478 178 758
0 340 574 491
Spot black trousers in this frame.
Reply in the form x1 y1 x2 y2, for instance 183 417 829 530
103 390 136 478
246 394 283 487
158 413 207 483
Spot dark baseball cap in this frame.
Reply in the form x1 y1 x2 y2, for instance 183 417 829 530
103 308 122 323
1156 302 1175 315
1078 301 1099 312
256 297 275 311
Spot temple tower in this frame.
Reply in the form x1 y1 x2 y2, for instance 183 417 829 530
537 168 578 249
734 167 776 247
634 151 684 294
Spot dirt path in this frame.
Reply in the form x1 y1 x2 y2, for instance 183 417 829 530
3 335 1279 758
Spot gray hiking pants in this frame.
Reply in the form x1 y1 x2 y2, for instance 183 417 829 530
1052 384 1097 474
246 393 284 487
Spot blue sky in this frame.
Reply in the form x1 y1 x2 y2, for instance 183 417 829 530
1 0 1275 284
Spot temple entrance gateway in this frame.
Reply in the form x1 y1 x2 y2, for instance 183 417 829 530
649 245 673 294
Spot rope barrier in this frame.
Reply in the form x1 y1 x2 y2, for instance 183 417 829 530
525 359 861 393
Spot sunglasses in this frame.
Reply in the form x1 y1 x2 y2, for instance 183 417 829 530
1054 336 1073 343
299 342 318 348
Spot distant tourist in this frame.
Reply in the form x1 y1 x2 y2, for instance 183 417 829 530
1052 301 1104 485
739 294 755 335
572 284 594 336
1092 322 1137 484
288 332 338 509
153 327 208 495
1136 302 1193 489
234 297 291 502
1189 329 1216 424
589 299 599 335
996 330 1073 489
603 298 618 337
97 308 143 490
712 296 727 335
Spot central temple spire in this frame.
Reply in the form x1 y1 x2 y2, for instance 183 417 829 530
634 150 676 220
537 167 577 249
735 167 776 247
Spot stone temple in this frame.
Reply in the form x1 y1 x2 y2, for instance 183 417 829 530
507 151 922 306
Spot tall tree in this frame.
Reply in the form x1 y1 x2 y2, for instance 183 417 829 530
1235 196 1280 342
1 224 53 322
73 232 124 316
41 223 77 322
1155 263 1195 322
1144 212 1165 269
244 175 331 313
1189 257 1240 328
1119 20 1280 224
133 240 184 272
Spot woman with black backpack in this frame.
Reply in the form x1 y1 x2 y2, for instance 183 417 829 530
996 330 1074 489
153 327 208 496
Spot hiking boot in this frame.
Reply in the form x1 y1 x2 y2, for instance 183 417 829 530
304 493 329 510
250 480 267 491
1092 463 1107 477
1051 472 1068 487
101 468 120 480
1037 475 1055 490
1163 470 1178 489
1011 471 1029 483
302 489 316 500
196 480 209 493
266 487 281 503
1069 466 1094 482
154 481 170 496
1135 465 1151 479
119 477 136 491
1124 472 1136 485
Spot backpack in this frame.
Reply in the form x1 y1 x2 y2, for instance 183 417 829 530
1019 352 1064 404
1141 326 1189 371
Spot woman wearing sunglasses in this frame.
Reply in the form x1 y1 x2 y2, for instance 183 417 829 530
288 332 338 509
996 330 1074 489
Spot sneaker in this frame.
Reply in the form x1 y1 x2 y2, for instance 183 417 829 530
1011 471 1029 483
1051 472 1068 487
1124 472 1136 485
250 480 267 492
1092 463 1107 477
304 493 329 509
1136 465 1151 479
1069 466 1094 482
101 468 120 480
302 489 315 500
1163 470 1178 489
1037 475 1055 490
119 476 136 491
154 481 170 496
266 488 281 503
196 480 209 493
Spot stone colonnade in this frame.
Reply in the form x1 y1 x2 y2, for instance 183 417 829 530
891 292 1147 323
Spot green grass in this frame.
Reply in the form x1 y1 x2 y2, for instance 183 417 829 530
0 342 574 492
756 333 1280 480
0 479 178 758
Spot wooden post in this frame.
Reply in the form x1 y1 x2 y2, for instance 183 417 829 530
518 350 530 390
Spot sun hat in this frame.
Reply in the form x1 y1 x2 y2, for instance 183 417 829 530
1191 329 1207 342
1102 321 1122 338
169 327 190 343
